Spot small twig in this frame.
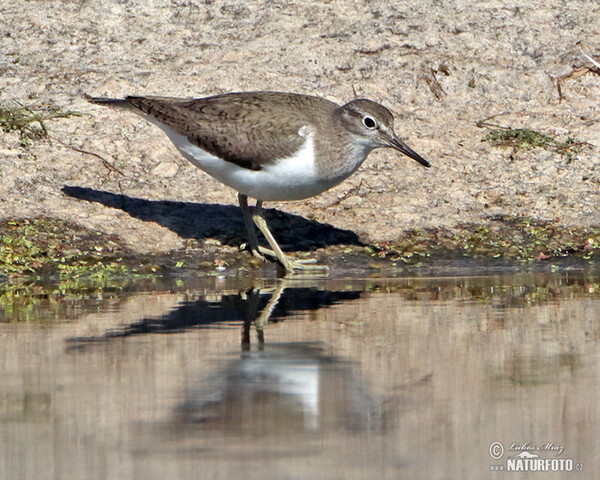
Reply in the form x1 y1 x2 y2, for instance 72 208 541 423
475 112 510 129
556 78 564 103
417 68 446 100
328 178 370 207
354 44 391 55
554 51 600 102
580 48 600 69
50 136 127 177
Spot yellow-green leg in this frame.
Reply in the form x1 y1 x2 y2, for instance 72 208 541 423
238 194 329 274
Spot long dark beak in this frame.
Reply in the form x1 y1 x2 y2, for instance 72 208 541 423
389 137 430 167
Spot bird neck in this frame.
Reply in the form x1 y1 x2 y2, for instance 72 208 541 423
313 133 374 188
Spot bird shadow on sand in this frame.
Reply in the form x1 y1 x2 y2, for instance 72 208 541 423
61 186 362 251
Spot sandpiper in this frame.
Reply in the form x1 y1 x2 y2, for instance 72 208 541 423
85 91 430 273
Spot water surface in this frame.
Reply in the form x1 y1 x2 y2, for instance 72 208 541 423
1 268 598 479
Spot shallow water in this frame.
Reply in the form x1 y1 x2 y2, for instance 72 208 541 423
1 268 599 479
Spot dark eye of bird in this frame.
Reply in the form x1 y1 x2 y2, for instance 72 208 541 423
363 116 376 129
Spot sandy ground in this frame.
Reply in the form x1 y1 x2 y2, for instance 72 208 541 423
1 0 599 263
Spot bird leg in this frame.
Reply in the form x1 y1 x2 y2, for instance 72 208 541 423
252 203 329 273
238 194 328 273
238 193 275 262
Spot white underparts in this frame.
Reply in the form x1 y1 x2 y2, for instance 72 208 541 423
152 120 330 201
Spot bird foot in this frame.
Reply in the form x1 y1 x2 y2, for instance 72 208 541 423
282 256 330 274
239 243 328 273
240 243 277 262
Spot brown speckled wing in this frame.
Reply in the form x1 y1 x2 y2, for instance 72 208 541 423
125 93 329 170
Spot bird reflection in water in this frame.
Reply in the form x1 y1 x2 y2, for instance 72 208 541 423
176 281 389 435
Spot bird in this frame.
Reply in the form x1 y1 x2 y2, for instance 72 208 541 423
84 91 430 273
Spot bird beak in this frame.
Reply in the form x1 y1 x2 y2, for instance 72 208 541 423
389 137 430 167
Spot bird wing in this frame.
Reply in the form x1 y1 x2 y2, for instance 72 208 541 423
125 94 309 170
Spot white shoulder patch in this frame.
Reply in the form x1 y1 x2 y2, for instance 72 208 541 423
298 125 313 138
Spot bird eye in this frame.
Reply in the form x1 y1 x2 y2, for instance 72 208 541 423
363 116 376 129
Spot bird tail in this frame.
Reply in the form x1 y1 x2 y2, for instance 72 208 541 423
83 94 130 108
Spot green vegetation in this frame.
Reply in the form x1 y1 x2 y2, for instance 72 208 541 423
0 102 80 146
0 218 170 321
482 128 585 161
0 218 130 279
364 216 600 264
